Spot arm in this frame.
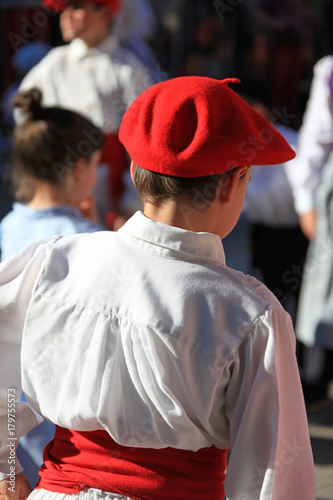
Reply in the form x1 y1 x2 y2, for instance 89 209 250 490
0 239 58 485
0 473 31 500
225 306 316 499
299 210 317 240
285 56 333 217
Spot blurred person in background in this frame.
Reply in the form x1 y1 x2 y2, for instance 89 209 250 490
18 0 155 227
0 41 52 224
286 44 333 407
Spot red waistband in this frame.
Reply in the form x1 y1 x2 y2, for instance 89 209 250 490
100 133 128 207
37 426 227 500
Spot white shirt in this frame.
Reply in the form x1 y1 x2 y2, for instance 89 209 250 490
285 55 333 214
18 36 154 132
0 212 315 499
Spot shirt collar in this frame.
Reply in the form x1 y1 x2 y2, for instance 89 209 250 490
119 211 226 266
68 34 118 62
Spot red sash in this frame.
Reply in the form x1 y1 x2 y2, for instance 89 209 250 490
100 133 129 209
37 426 227 500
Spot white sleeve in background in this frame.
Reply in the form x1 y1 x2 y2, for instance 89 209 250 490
225 306 316 499
285 55 333 214
0 237 59 481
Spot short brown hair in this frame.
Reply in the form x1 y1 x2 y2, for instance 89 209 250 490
133 164 224 204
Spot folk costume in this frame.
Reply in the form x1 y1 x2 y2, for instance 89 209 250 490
0 77 316 499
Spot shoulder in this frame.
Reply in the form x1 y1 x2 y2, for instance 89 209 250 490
102 36 151 75
51 207 104 234
32 231 117 299
37 230 115 269
0 210 14 228
30 44 67 67
19 45 68 83
0 203 25 226
216 265 285 330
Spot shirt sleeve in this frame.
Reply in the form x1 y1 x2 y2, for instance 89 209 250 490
285 56 333 214
0 237 59 481
224 306 316 499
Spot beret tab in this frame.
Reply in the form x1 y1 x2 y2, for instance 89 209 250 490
119 76 295 177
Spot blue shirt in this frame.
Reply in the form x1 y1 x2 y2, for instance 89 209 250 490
0 202 104 261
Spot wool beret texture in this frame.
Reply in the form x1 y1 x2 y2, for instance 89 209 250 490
119 77 296 177
41 0 120 13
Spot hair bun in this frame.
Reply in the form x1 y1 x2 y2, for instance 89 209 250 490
13 88 45 120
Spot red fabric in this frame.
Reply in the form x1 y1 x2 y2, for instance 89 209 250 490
37 426 227 500
42 0 121 14
100 133 129 208
119 76 296 177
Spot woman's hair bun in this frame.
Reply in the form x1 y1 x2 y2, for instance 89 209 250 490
13 88 45 120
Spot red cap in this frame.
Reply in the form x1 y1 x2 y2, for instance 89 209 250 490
41 0 120 14
119 77 296 177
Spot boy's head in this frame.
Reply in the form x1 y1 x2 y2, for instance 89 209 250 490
119 76 295 209
119 76 298 236
120 77 296 236
42 0 120 45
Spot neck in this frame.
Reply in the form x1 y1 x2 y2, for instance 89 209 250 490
81 29 110 49
27 180 75 210
143 199 219 234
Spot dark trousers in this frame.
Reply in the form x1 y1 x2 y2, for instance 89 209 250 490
251 223 308 314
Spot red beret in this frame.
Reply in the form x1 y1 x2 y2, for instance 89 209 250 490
41 0 120 14
119 76 296 177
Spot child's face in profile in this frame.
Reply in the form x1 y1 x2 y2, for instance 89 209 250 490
60 2 110 45
79 149 101 202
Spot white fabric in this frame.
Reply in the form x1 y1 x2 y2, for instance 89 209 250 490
0 212 315 499
285 55 333 214
29 488 135 500
18 36 154 133
244 124 299 226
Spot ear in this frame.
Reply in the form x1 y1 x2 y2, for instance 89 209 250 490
130 161 135 185
73 157 87 183
218 166 248 203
